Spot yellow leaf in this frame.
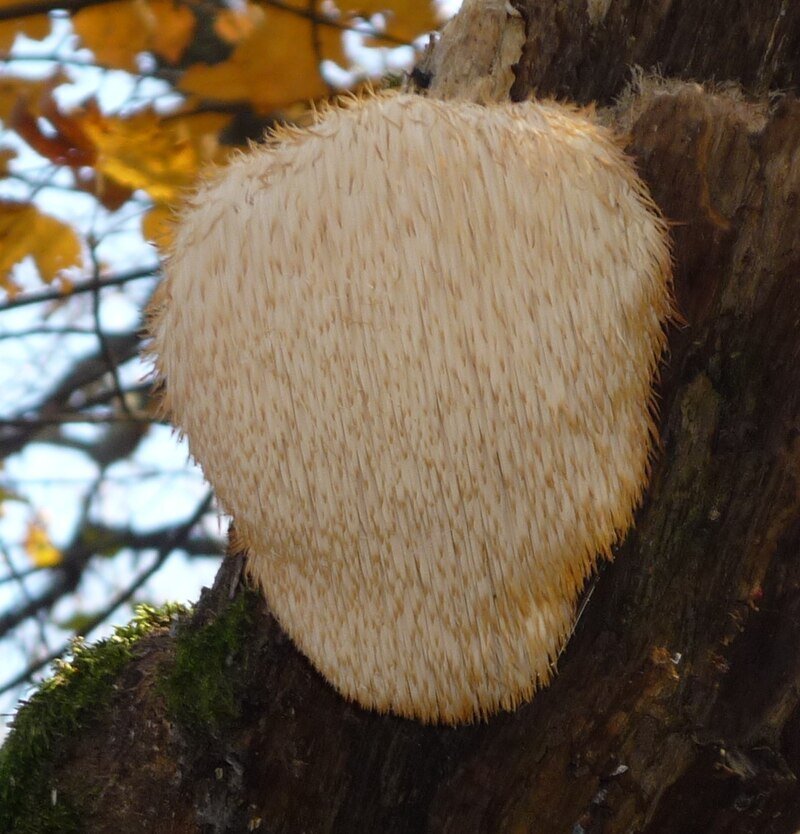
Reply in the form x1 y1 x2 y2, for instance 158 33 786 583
163 110 232 161
73 0 195 71
180 1 342 112
0 72 67 124
142 112 232 249
73 1 150 71
181 0 440 111
0 202 83 291
24 520 62 568
147 0 196 64
33 212 84 284
142 203 175 251
214 4 263 45
0 0 50 52
74 105 201 201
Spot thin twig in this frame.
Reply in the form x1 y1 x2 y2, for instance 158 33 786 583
0 491 215 697
0 564 41 586
88 237 133 418
1 51 182 84
0 326 98 340
263 0 410 46
308 0 335 96
0 0 118 23
0 0 411 45
0 466 202 486
0 414 156 427
0 267 159 313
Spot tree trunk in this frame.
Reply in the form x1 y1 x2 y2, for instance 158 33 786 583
7 2 800 832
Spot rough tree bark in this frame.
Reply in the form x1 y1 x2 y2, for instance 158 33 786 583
7 1 800 832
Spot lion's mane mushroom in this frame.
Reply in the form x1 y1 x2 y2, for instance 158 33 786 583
146 92 672 725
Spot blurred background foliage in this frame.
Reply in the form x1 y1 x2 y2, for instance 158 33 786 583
0 0 452 732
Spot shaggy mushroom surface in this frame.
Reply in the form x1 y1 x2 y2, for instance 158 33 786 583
147 93 672 724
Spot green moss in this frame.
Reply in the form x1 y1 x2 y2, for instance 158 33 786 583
161 591 257 735
0 603 187 834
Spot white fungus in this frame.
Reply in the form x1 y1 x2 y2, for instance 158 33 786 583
147 92 673 724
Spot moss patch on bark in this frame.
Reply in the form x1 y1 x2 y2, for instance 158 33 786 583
160 589 258 736
0 603 186 834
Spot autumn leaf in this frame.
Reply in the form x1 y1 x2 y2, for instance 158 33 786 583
69 103 223 202
0 0 50 52
214 3 262 45
11 97 95 168
10 88 229 206
24 520 62 568
142 202 176 251
0 72 68 124
148 0 197 63
74 169 134 213
73 0 196 71
33 214 85 285
6 87 231 253
0 202 83 294
180 1 343 112
181 0 440 112
161 110 232 164
6 75 94 169
73 1 150 71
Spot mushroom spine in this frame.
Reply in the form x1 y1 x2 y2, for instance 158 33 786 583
146 92 673 724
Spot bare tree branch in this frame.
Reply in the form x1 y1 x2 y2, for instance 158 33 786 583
0 326 98 339
0 551 85 641
261 0 412 46
0 331 146 460
0 267 159 313
0 0 413 46
88 240 134 419
0 0 118 23
0 491 216 696
0 414 155 427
